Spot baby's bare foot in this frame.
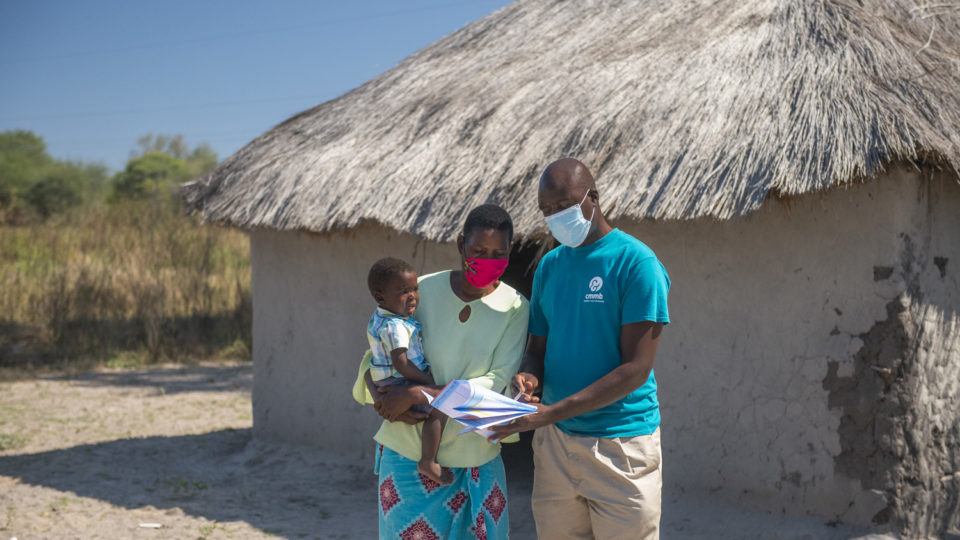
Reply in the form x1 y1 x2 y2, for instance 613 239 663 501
418 459 453 485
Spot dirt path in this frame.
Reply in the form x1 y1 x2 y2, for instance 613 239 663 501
0 363 891 539
0 363 382 539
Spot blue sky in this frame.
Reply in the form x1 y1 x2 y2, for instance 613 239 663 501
0 0 511 170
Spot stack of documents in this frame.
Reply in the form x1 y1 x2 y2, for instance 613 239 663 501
424 379 537 439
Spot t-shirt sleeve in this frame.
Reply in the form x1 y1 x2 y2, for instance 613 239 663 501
621 256 671 325
528 261 548 336
378 319 412 352
351 350 375 405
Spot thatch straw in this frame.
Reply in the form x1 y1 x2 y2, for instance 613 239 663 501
182 0 960 242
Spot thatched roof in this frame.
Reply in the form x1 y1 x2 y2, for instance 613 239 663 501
183 0 960 241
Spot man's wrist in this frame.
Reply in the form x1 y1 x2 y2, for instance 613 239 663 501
540 403 561 424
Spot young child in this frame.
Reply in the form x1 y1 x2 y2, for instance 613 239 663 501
366 257 451 484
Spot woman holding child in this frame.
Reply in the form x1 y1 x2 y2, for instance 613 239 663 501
353 204 528 539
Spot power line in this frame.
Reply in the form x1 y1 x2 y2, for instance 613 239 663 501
0 93 325 122
43 131 262 148
0 0 497 65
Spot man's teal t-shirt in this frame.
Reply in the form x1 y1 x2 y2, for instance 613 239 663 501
529 228 670 438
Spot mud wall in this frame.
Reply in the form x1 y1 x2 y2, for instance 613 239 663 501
249 224 458 461
249 168 958 535
618 168 959 536
819 172 960 536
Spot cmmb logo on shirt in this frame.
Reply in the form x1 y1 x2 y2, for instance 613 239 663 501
584 276 605 303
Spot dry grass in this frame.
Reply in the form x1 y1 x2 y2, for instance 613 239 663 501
0 201 250 367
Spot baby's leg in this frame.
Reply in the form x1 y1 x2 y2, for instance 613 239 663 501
417 409 452 485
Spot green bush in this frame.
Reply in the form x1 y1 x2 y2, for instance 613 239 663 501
23 176 80 218
109 135 218 204
110 151 188 200
0 131 108 222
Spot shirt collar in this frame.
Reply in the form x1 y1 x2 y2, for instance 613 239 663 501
568 228 620 253
376 306 406 319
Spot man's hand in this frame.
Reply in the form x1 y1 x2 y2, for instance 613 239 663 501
511 372 541 403
487 403 556 442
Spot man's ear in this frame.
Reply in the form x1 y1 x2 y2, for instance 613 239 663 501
457 233 465 256
588 189 601 214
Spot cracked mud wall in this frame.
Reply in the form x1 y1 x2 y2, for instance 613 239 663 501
821 173 960 537
824 293 960 537
621 167 959 535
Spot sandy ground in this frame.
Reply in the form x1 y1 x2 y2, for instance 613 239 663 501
0 363 896 539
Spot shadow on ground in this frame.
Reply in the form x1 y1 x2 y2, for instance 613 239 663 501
0 428 539 539
0 397 883 539
0 428 375 538
43 363 252 395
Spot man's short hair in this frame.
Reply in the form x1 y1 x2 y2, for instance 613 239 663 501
463 204 514 242
367 257 414 296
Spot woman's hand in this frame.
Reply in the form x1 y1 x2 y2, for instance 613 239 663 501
371 389 427 424
511 372 541 403
487 403 556 442
364 369 428 424
374 384 419 422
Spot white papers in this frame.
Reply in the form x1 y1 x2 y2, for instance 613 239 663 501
423 379 537 439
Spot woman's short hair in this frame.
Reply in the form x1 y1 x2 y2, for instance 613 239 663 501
463 204 513 242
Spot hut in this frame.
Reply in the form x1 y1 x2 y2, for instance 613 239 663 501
182 0 960 536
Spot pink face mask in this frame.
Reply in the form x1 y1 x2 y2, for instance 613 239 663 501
464 257 509 288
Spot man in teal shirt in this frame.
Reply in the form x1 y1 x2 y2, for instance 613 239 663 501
491 158 670 539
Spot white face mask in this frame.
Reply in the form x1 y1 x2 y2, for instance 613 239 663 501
545 190 595 247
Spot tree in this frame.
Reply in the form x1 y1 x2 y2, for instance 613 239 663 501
24 174 80 218
185 143 218 178
0 130 108 222
0 130 51 211
111 151 189 200
114 134 219 203
24 161 108 217
134 134 189 160
130 134 218 178
0 130 218 220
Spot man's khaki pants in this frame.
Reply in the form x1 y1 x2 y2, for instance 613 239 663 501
531 424 662 540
